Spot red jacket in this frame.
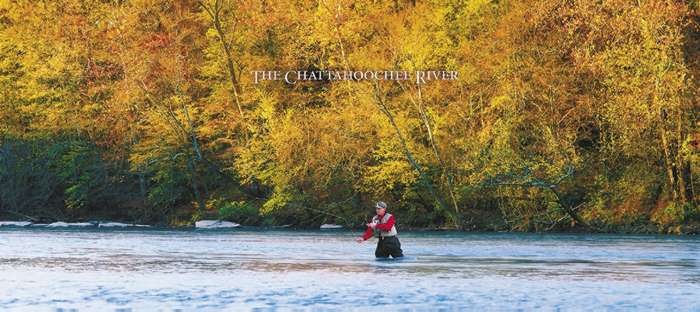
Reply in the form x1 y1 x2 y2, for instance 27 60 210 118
361 213 395 240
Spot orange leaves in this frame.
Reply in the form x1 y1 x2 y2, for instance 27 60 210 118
142 32 173 51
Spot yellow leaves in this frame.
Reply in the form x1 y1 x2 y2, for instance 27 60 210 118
360 139 420 196
587 0 691 160
0 0 696 228
651 201 687 228
486 95 516 116
255 90 278 124
388 6 455 72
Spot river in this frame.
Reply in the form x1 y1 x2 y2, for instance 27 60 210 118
0 228 698 311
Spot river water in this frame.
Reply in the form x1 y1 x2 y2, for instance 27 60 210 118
0 228 698 311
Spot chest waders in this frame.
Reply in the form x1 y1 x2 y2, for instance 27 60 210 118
372 213 404 258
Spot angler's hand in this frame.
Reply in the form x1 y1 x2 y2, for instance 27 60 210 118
355 237 364 243
366 223 376 229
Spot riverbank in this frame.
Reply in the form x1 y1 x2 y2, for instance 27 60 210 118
1 218 698 235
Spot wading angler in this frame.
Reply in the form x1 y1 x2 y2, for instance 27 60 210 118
356 201 404 259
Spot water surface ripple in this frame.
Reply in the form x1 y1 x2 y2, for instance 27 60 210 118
0 228 698 311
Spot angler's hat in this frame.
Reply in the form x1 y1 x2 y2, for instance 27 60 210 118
375 201 387 209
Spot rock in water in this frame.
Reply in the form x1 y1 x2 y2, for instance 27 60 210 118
195 220 240 229
47 222 95 227
68 222 94 227
320 224 343 229
0 221 32 227
98 222 129 228
46 222 69 227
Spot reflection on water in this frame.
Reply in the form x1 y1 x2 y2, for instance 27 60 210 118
0 228 699 311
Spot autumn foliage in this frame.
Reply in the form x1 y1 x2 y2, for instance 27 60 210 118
0 0 698 233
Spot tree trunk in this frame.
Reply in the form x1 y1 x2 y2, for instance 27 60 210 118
187 155 207 215
416 86 461 218
675 110 688 204
660 125 679 203
199 0 246 128
371 82 459 228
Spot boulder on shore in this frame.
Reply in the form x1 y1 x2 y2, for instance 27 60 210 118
195 220 240 229
0 221 32 227
320 224 343 229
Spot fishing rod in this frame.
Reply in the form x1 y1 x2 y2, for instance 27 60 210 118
297 205 365 235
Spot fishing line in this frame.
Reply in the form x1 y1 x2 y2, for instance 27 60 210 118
297 206 365 236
